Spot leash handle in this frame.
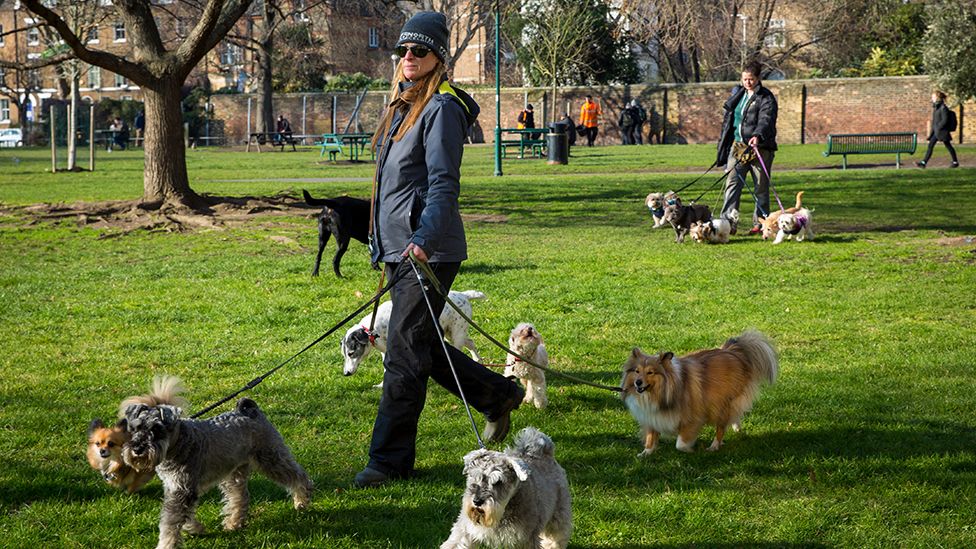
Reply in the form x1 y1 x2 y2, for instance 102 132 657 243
407 253 485 448
751 143 785 211
409 253 622 394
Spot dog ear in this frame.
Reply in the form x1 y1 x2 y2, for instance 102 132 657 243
157 405 179 427
631 347 644 359
88 418 104 436
661 351 674 363
507 457 531 482
124 403 148 421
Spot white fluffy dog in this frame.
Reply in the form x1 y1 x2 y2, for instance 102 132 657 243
340 290 484 380
441 427 572 549
503 323 548 409
773 208 815 244
645 192 668 228
690 217 732 244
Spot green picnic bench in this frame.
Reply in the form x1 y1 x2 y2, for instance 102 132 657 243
823 132 917 169
500 128 546 159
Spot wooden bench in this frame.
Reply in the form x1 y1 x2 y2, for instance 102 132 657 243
823 132 917 169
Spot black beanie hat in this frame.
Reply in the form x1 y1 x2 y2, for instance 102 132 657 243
396 12 450 63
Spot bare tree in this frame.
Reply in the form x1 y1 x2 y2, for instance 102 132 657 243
21 0 254 210
394 0 501 70
509 0 598 126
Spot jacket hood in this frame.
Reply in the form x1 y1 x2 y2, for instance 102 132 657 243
438 81 480 128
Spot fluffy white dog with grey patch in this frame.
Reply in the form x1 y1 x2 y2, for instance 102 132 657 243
503 323 549 409
340 290 484 381
441 427 572 549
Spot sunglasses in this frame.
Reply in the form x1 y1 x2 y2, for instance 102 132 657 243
395 45 432 59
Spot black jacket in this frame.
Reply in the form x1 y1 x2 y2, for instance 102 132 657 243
716 84 778 166
929 101 952 142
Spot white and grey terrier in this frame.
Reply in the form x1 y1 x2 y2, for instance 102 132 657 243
441 427 572 549
503 323 549 409
122 399 313 549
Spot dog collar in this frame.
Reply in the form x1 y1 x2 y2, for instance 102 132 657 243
361 326 380 345
786 214 808 235
650 206 664 217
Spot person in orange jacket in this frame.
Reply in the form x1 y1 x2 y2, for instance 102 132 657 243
579 95 602 146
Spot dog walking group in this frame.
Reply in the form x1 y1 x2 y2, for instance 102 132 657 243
84 15 787 549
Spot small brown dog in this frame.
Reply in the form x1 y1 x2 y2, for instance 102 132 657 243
86 375 188 493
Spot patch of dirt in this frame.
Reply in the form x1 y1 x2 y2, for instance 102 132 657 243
1 193 320 238
936 235 976 247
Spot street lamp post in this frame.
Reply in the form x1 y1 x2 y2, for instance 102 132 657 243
493 2 502 177
737 14 749 68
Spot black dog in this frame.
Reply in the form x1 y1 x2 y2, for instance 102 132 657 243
302 190 371 277
663 202 712 243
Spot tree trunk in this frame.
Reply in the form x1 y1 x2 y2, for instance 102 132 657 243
141 79 204 209
67 74 79 171
257 39 274 134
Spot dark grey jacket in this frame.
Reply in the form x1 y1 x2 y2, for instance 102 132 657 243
370 80 480 264
716 84 778 166
929 100 952 142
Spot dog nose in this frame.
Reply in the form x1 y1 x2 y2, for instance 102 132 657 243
473 497 485 507
100 449 111 458
634 379 643 387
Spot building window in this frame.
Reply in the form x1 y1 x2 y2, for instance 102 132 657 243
0 24 4 46
220 43 242 66
1 99 10 122
368 27 379 49
764 19 786 49
114 72 127 88
86 25 99 44
88 65 101 88
114 22 126 42
27 26 40 46
175 19 188 38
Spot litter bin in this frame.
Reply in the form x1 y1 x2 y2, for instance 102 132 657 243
546 122 569 165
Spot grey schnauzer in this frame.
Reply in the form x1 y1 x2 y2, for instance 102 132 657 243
122 398 312 549
441 427 572 549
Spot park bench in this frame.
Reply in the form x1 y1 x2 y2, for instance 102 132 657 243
823 132 917 169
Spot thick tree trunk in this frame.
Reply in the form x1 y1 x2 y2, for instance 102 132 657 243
257 38 274 134
141 79 204 209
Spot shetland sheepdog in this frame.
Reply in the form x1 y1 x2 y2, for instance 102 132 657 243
620 331 778 456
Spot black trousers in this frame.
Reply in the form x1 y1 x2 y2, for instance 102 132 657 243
366 261 519 478
922 137 958 164
585 126 598 146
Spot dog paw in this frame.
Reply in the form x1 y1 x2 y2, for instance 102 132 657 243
182 518 206 535
706 441 723 452
637 448 656 458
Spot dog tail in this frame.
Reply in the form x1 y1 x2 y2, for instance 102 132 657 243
793 191 804 210
303 189 345 209
118 375 189 418
458 290 486 301
508 426 555 461
726 330 778 384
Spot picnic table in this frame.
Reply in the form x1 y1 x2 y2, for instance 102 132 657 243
95 128 129 151
317 132 374 162
246 132 301 152
500 128 546 159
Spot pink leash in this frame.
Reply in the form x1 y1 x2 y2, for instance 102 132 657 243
752 143 785 212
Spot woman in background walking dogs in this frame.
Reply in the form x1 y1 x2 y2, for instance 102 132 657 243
716 61 778 235
917 90 960 168
354 11 524 489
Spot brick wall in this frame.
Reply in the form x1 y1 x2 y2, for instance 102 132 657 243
208 75 972 146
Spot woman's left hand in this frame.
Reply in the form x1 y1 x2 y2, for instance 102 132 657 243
748 136 759 147
402 243 428 263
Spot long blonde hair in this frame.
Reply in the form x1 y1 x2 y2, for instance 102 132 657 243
371 60 448 150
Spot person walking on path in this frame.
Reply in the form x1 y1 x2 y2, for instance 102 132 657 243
619 102 636 145
715 61 778 235
917 90 959 168
580 95 602 146
354 11 524 489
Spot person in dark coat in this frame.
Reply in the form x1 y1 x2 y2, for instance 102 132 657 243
354 11 524 489
917 90 959 168
560 113 577 147
716 60 778 235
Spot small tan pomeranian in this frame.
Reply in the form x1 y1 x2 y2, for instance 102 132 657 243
620 331 778 456
86 375 188 492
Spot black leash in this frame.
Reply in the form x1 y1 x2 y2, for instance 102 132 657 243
672 160 719 195
190 267 407 419
407 257 485 448
688 160 740 204
409 252 623 394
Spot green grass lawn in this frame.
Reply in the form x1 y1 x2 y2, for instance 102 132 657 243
1 144 975 547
